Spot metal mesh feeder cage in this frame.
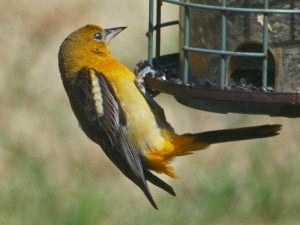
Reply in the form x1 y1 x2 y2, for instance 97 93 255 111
138 0 300 117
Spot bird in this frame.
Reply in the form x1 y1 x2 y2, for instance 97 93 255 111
58 24 281 209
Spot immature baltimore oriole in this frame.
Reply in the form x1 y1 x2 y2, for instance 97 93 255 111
58 24 281 209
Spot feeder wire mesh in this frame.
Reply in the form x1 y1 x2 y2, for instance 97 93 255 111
138 0 300 117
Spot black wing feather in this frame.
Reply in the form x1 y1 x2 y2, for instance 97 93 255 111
64 67 172 208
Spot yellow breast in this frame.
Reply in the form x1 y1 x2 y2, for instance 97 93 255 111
97 58 167 152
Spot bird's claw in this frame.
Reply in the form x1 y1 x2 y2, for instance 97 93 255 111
135 66 158 95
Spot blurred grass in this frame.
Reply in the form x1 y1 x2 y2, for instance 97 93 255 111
1 0 300 224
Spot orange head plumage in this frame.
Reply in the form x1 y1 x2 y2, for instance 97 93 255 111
59 24 126 80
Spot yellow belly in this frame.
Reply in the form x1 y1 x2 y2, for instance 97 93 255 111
117 77 165 152
101 60 167 152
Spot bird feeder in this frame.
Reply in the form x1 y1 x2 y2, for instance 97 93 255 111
139 0 300 117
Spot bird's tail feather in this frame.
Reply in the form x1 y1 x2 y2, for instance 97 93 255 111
173 124 282 155
145 124 281 178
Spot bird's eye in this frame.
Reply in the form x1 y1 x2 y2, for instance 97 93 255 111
93 32 103 40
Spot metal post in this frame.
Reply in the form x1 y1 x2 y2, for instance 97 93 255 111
183 1 190 84
148 0 154 67
220 0 227 89
156 0 162 61
262 0 269 89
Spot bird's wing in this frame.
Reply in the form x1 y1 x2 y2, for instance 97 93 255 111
66 67 158 208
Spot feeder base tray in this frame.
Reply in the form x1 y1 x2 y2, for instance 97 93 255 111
139 54 300 118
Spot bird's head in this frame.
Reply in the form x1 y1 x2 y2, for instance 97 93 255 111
59 24 126 77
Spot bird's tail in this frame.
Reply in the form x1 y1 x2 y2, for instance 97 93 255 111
146 124 281 178
173 124 282 153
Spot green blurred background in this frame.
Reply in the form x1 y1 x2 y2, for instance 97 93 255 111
1 0 299 224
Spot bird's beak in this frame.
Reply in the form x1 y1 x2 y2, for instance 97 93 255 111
104 26 127 44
